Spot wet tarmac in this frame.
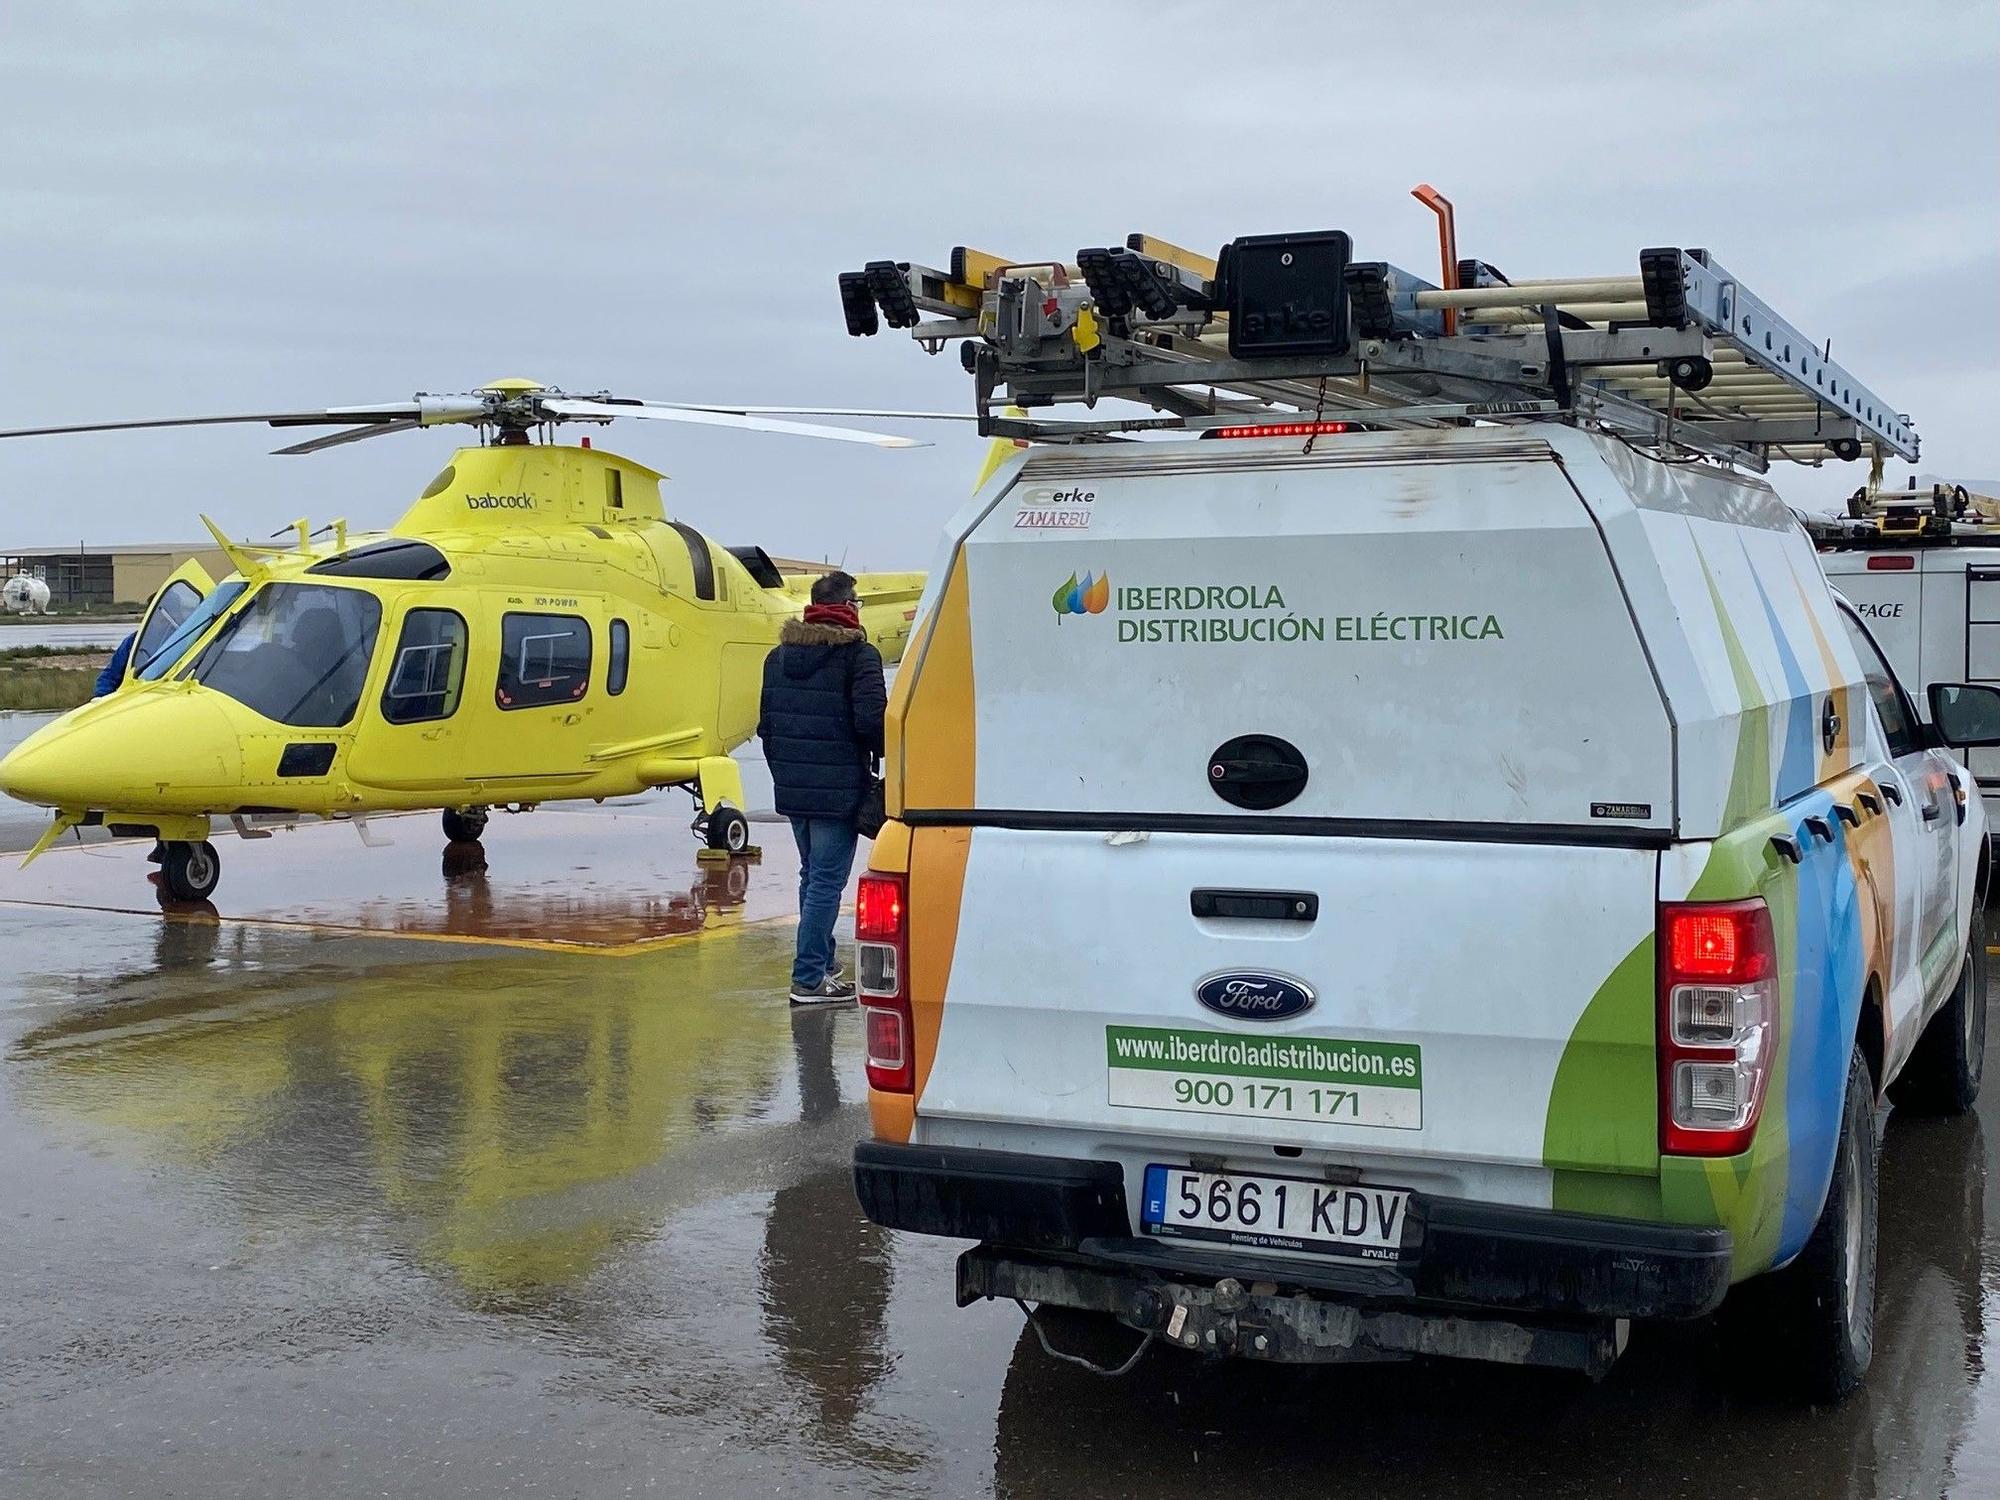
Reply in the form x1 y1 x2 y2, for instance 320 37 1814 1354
0 621 135 650
1 807 1996 1496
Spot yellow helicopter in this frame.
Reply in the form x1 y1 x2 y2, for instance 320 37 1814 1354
0 379 945 900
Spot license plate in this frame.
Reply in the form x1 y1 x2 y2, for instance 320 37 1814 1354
1140 1165 1411 1260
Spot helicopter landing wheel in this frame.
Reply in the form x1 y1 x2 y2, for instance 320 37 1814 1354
704 806 750 854
161 840 221 902
442 807 488 844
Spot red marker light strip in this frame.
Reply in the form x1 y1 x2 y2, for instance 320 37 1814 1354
1211 421 1352 439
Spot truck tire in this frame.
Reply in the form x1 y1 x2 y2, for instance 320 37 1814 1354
1717 1041 1877 1402
1891 909 1987 1115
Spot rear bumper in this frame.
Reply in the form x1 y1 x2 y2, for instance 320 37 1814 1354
853 1140 1732 1323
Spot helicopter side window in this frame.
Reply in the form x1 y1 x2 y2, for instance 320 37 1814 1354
190 582 383 728
608 619 630 696
497 612 591 710
381 608 468 725
132 579 203 672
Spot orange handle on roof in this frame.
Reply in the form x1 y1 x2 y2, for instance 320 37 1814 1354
1411 184 1458 335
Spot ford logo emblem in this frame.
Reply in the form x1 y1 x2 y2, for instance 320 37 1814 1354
1195 970 1316 1022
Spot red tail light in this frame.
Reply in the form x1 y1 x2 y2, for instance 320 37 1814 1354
1210 420 1351 440
1659 900 1778 1157
1865 555 1915 571
856 874 903 943
857 872 912 1093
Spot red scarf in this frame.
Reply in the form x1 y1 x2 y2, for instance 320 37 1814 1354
803 600 860 631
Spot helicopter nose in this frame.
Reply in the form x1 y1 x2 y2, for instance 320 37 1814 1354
0 692 245 811
0 729 88 807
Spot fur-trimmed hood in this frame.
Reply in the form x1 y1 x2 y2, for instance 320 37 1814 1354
781 618 865 647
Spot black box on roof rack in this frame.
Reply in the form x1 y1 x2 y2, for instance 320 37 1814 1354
1223 230 1352 360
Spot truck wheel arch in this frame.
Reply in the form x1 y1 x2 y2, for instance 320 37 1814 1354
1858 977 1886 1098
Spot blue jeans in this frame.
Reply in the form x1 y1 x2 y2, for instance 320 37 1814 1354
790 817 859 989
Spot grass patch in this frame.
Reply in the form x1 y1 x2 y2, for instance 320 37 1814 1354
0 613 139 626
0 667 93 713
0 645 90 662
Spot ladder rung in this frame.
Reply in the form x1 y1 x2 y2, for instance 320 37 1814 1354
1462 302 1650 326
1419 278 1642 309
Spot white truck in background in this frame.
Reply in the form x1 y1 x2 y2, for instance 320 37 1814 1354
1812 479 2000 831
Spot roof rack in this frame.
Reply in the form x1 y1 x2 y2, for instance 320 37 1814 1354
838 196 1919 471
1804 478 1997 548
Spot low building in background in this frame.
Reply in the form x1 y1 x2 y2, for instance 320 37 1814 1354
0 543 231 611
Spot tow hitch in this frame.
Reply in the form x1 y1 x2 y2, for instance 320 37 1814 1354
961 1247 1629 1378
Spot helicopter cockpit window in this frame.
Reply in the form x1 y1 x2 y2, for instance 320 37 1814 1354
190 583 383 728
381 608 468 725
307 539 451 581
497 613 591 710
140 580 247 682
132 579 203 673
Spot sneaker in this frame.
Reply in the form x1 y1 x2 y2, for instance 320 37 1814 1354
789 976 857 1006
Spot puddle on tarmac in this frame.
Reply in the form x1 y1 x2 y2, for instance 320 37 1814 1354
1 911 1995 1497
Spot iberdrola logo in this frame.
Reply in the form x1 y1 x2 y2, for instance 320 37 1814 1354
1052 570 1110 618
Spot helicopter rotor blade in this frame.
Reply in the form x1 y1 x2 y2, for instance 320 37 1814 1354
265 403 423 429
631 404 977 422
0 396 487 444
0 412 391 440
271 418 424 456
541 399 928 448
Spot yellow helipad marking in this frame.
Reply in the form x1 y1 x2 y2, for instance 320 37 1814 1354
0 896 809 958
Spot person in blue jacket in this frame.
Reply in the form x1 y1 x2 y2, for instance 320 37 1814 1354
757 571 887 1005
93 632 136 698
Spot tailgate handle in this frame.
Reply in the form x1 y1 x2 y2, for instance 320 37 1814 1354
1191 888 1319 923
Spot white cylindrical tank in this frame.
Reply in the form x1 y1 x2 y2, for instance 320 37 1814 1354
2 574 52 614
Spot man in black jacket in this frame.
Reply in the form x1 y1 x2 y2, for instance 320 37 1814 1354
757 571 887 1004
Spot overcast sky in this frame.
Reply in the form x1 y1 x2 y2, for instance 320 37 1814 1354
2 1 1995 567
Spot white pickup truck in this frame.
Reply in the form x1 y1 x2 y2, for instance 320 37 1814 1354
853 423 1995 1399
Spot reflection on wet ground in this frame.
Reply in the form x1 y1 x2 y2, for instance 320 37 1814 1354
0 807 789 951
1 894 1996 1496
